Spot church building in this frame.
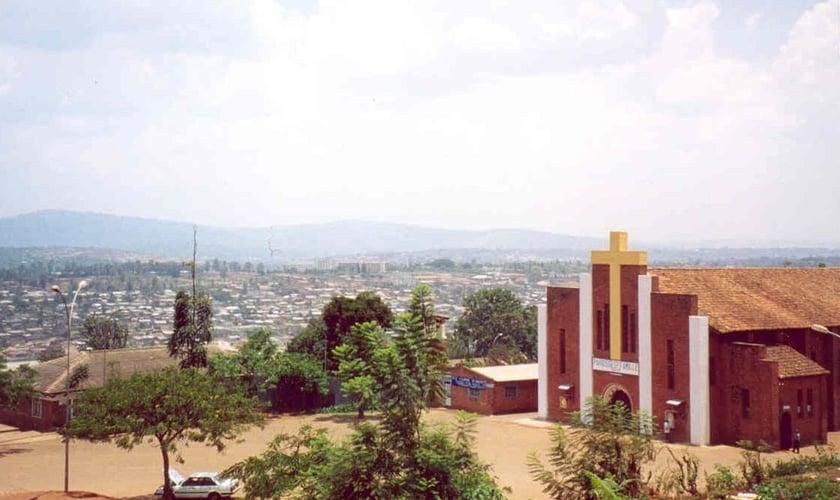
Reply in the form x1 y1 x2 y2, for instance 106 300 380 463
537 231 840 450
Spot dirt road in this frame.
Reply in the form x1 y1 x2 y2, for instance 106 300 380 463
1 409 830 499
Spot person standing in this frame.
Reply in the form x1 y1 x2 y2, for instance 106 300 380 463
793 429 801 454
663 419 671 443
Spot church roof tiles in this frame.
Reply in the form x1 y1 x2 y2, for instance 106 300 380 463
650 267 840 333
763 345 829 379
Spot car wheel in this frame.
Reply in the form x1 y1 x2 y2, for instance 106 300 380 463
207 493 221 500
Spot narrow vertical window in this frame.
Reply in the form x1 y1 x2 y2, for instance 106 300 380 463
807 389 813 417
667 340 675 390
604 304 610 352
742 388 751 418
629 312 637 354
797 389 803 417
596 310 604 351
559 328 567 374
709 356 716 386
621 305 629 353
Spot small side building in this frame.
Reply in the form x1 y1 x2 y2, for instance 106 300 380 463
446 363 538 415
1 346 179 431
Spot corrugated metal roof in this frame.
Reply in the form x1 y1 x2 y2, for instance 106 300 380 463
469 363 538 382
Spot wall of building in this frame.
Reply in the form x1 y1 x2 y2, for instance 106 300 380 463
448 365 538 415
0 396 64 431
546 286 579 420
779 375 826 448
650 292 696 444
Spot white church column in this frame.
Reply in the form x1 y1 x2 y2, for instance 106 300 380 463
689 316 710 445
579 273 593 408
538 304 548 419
638 275 653 429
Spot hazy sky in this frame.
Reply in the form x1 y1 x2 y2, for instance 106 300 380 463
0 1 837 243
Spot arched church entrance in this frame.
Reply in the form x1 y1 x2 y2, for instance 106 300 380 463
780 411 792 450
603 384 633 413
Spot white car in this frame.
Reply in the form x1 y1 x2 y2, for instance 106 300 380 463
155 469 240 499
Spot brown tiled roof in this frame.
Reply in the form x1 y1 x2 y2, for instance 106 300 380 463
34 346 181 396
650 267 840 333
763 345 829 379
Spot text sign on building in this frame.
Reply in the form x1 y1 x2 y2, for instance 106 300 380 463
592 357 639 376
451 377 494 390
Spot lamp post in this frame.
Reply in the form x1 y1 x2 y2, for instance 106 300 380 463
51 280 87 494
811 324 840 340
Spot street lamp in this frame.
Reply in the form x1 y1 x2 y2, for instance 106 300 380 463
811 324 840 340
51 280 87 494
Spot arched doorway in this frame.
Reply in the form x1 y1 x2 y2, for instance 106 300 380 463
609 389 633 413
780 411 792 450
603 384 633 414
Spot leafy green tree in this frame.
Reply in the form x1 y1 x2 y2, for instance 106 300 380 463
225 315 504 499
333 321 387 418
408 283 437 336
288 292 392 370
67 367 263 500
168 290 213 368
210 329 328 410
82 314 129 350
0 351 35 410
527 397 656 499
453 288 537 360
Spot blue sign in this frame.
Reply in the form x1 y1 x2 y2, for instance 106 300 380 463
451 376 494 390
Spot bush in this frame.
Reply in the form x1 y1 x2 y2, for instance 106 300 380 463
754 477 840 500
704 465 740 499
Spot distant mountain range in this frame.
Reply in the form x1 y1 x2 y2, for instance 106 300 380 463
0 210 603 262
1 210 838 266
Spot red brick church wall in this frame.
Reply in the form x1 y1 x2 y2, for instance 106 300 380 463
546 286 579 420
650 292 696 444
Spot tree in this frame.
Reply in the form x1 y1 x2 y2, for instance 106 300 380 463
288 292 392 371
168 290 213 369
408 283 437 336
224 315 505 499
332 321 387 418
67 367 263 500
0 351 35 410
210 329 328 411
82 314 128 350
453 288 537 360
527 397 656 499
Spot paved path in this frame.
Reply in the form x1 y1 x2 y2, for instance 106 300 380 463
2 411 837 499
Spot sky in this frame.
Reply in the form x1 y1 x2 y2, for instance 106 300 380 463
0 0 838 244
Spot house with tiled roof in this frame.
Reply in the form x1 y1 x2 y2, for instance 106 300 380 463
445 363 538 415
540 231 840 450
0 346 180 431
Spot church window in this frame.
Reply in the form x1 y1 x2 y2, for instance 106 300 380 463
629 312 637 354
621 305 629 353
709 357 716 386
559 328 567 374
604 304 611 352
468 388 480 400
596 311 604 350
807 389 813 417
667 340 675 390
742 388 751 418
797 390 803 417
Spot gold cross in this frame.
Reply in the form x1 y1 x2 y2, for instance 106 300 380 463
591 232 647 360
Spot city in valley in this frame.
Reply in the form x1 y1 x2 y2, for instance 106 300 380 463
0 258 580 363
